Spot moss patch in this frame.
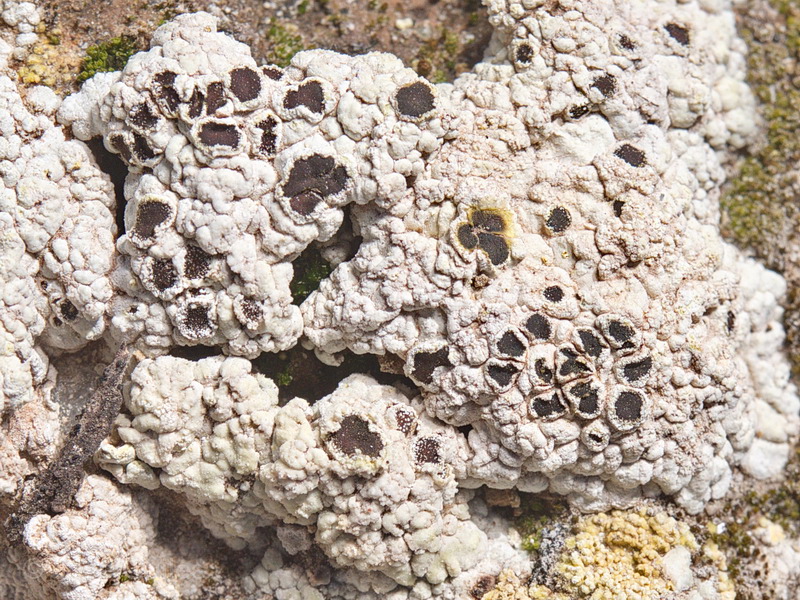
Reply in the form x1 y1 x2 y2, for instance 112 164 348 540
414 26 470 83
77 36 138 82
723 0 800 372
291 246 332 304
515 495 566 553
264 19 308 67
709 443 800 597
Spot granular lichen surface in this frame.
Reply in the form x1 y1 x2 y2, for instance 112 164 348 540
0 0 799 598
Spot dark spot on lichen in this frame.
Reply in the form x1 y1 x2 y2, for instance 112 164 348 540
59 300 79 322
515 43 533 64
534 358 554 384
134 200 171 239
569 381 600 417
395 81 435 118
608 319 635 345
230 67 262 102
239 298 262 323
184 245 212 280
543 286 564 303
457 210 511 266
613 200 624 218
622 356 652 382
618 34 636 50
392 405 417 435
615 390 643 421
289 191 323 216
262 66 283 80
132 134 156 161
578 329 604 358
477 232 510 265
526 314 552 340
558 348 590 377
284 80 325 113
487 362 519 387
727 311 736 334
412 347 451 384
471 210 505 232
413 436 442 464
592 74 617 97
199 122 241 148
256 116 279 156
457 224 479 249
188 88 204 119
614 144 646 167
470 575 497 599
330 415 383 457
205 82 227 115
108 133 132 162
569 104 591 119
153 71 180 113
498 330 526 358
546 207 571 233
183 304 213 337
531 392 564 418
129 102 159 130
151 258 177 292
665 23 690 46
283 154 348 211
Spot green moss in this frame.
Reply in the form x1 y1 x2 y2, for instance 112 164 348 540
275 363 294 388
119 574 131 584
290 246 332 304
722 1 800 251
708 518 755 582
721 0 800 373
77 36 138 83
709 444 800 591
415 27 465 82
265 20 307 67
514 495 567 553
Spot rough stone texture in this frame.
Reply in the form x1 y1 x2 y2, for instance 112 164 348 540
21 0 491 93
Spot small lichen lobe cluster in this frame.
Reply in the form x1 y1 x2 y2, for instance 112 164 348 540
0 0 798 598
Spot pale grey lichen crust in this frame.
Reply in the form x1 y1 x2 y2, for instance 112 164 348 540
0 0 798 598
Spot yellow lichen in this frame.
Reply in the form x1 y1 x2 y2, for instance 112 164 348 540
15 27 82 92
702 540 736 600
558 508 697 599
483 509 720 600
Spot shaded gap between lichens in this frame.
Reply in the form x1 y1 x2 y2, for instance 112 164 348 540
86 137 128 237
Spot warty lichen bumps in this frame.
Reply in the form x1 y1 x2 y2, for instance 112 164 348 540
56 0 797 526
300 0 798 514
1 0 798 597
58 14 450 358
0 36 116 413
